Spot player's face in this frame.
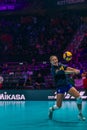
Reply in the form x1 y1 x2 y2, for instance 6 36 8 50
51 56 58 66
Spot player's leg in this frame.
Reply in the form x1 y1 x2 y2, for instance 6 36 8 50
49 94 64 119
68 87 86 120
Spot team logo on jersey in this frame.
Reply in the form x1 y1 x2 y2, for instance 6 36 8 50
59 66 64 70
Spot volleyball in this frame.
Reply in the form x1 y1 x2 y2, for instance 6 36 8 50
63 51 72 61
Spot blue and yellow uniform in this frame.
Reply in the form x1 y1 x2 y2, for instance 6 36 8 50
51 63 72 94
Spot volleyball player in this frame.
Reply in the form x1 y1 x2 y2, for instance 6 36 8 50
49 55 86 121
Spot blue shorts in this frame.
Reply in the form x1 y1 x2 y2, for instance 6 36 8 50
57 84 73 94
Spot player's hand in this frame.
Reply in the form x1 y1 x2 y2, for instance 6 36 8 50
74 70 80 74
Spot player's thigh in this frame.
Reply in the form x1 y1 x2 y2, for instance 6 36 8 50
68 87 80 98
56 94 64 107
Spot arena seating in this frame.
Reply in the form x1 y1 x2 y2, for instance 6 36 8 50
0 14 87 89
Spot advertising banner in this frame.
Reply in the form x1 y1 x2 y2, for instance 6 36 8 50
57 0 85 5
0 90 87 101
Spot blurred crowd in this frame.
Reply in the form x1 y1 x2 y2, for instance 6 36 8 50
0 14 81 62
0 14 87 92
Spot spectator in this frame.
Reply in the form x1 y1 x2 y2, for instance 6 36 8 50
83 73 87 95
35 73 45 89
0 75 4 89
24 75 34 89
74 74 83 90
17 77 25 89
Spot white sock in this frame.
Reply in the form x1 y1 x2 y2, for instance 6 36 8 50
52 105 60 111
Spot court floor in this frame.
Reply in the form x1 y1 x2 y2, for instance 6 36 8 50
0 100 87 130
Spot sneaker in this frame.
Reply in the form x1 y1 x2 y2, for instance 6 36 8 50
78 113 86 121
48 107 54 120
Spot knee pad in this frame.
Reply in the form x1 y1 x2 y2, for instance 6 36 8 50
76 96 82 104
